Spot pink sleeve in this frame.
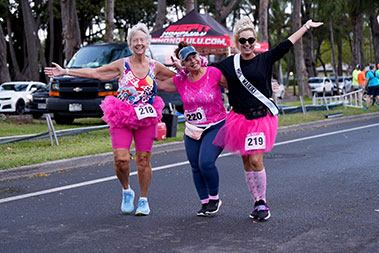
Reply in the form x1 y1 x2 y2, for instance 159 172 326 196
172 75 182 92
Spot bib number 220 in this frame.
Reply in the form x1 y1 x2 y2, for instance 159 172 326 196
135 104 157 120
245 132 266 151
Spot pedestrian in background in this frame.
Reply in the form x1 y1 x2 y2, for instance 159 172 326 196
363 64 379 110
212 17 323 221
45 23 175 216
358 65 366 90
352 64 361 90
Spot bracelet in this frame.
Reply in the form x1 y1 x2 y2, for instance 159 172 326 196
65 68 69 75
303 23 310 30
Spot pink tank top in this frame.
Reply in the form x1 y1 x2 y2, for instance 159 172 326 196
173 66 226 125
117 58 157 105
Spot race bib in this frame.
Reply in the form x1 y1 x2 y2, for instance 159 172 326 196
135 104 157 120
245 132 266 151
185 108 206 123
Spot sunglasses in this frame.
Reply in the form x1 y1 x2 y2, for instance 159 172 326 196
238 37 256 44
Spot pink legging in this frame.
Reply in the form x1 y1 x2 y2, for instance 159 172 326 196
109 123 157 152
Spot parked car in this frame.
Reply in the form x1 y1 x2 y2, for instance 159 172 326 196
0 81 46 114
149 43 184 111
330 76 352 94
26 84 50 118
47 42 132 124
308 77 333 96
272 79 285 99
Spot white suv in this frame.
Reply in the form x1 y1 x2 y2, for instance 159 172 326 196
308 77 334 96
0 81 46 114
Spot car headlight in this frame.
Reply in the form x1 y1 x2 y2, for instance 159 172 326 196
26 94 33 100
52 83 59 90
104 83 113 90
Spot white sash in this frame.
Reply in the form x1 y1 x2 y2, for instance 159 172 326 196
233 54 279 116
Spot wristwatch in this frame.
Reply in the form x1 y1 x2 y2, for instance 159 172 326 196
303 23 310 30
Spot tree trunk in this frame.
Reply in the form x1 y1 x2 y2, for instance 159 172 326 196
292 0 309 97
6 11 23 80
0 24 11 83
258 0 269 43
186 0 195 13
21 0 40 81
329 18 339 94
337 34 343 76
105 0 115 43
351 11 364 68
61 0 82 63
214 0 242 27
369 11 379 64
302 0 315 77
153 0 166 32
48 0 54 64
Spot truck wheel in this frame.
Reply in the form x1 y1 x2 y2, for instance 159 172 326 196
15 100 25 115
54 113 74 124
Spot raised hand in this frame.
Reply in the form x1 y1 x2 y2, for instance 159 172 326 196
44 62 66 78
304 19 324 29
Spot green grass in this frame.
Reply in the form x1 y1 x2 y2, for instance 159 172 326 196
0 103 377 170
0 117 185 170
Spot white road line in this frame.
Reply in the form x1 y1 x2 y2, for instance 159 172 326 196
1 122 378 204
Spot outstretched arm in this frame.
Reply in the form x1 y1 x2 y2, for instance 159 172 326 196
219 74 228 89
156 77 177 93
44 58 124 81
288 19 323 44
154 61 176 80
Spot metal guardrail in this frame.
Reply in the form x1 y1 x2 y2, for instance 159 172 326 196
0 122 109 145
312 89 364 108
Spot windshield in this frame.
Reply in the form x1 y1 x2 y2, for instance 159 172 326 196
149 44 177 65
1 84 28 92
308 78 323 84
330 77 344 83
67 44 132 68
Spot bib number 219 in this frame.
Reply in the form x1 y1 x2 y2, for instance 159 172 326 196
245 132 266 151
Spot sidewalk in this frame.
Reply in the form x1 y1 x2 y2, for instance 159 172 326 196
1 112 379 181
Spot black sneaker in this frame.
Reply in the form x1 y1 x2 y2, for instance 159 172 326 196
205 199 222 215
249 200 271 221
197 204 208 216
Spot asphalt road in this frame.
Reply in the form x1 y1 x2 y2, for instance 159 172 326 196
1 114 379 252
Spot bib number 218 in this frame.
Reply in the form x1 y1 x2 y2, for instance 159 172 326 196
245 132 266 151
135 104 157 120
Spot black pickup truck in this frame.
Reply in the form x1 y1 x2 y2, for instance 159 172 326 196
47 43 132 124
47 42 181 124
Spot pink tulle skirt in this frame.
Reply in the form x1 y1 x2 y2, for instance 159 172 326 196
100 96 165 129
213 110 278 155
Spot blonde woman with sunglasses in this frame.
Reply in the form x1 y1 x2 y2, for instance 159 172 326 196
213 17 323 221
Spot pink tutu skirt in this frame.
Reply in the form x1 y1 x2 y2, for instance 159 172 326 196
213 110 278 155
100 95 165 129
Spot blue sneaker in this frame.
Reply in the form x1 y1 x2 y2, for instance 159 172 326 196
135 199 150 216
121 189 135 214
363 107 369 110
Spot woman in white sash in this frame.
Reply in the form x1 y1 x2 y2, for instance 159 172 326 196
213 17 323 221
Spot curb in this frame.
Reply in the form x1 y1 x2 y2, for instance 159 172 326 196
1 112 379 181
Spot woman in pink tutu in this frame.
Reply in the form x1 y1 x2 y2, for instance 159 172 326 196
213 17 323 221
44 23 175 216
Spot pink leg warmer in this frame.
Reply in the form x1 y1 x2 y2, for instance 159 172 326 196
245 169 267 202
